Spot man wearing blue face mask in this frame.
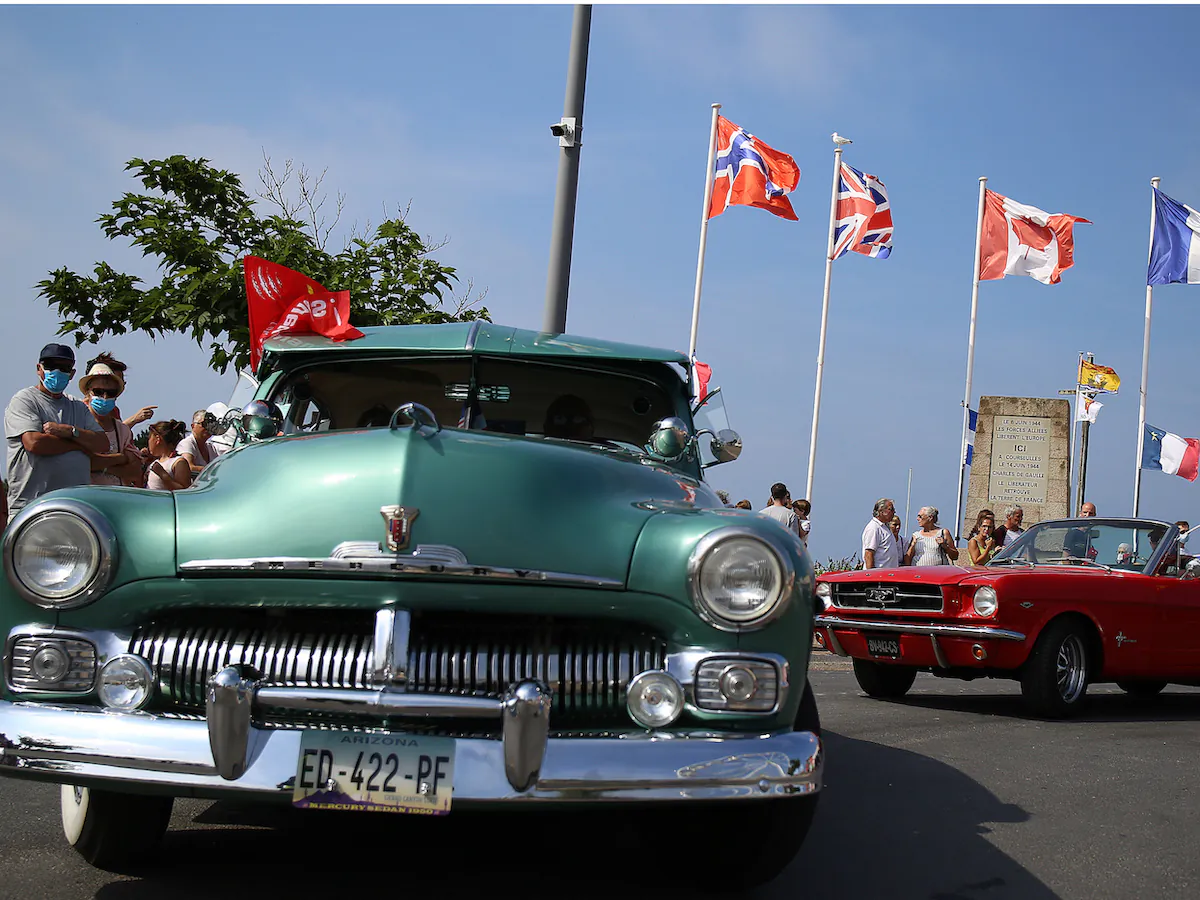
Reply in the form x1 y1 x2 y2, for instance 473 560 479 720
4 343 109 522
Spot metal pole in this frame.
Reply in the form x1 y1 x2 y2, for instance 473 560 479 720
687 104 722 363
804 140 845 502
1070 352 1083 512
542 4 592 334
954 177 989 539
905 467 913 536
1134 177 1160 515
1078 353 1093 512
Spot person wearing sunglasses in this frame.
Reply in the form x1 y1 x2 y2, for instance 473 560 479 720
4 342 110 521
84 352 157 428
78 359 143 486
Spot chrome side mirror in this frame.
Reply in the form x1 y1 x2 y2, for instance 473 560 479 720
648 417 692 461
709 429 743 463
241 400 284 440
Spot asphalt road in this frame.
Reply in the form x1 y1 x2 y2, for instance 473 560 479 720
2 658 1198 900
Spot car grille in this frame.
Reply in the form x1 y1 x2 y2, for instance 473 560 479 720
831 582 944 612
129 611 666 727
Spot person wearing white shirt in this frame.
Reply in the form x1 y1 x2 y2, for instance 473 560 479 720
862 498 901 569
177 409 225 475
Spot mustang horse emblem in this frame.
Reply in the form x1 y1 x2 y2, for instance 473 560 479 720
380 506 420 552
867 587 896 606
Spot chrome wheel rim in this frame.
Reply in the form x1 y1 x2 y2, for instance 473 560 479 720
1056 634 1087 703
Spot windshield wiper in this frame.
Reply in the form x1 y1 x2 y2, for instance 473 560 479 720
988 557 1034 568
1050 557 1114 573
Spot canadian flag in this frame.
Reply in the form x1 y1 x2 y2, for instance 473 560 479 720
979 190 1090 285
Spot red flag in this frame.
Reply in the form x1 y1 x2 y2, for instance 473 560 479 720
707 117 800 221
694 361 712 402
243 257 364 371
978 190 1089 285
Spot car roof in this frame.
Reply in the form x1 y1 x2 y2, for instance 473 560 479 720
261 322 691 365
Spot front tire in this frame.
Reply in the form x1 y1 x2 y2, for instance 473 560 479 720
853 659 918 698
1116 679 1167 697
61 784 173 869
1020 619 1092 718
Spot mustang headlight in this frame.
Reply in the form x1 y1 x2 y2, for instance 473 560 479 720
688 527 794 630
3 501 117 609
973 586 998 617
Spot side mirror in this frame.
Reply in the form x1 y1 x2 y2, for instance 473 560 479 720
1184 558 1200 580
709 429 743 463
241 400 284 440
648 417 692 461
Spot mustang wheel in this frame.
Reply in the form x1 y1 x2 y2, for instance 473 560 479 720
1116 680 1168 697
1020 619 1091 718
61 784 173 870
852 659 918 699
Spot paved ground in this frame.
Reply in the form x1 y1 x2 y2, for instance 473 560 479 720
2 660 1198 899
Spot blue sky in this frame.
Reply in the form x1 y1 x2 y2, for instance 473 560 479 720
3 4 1200 562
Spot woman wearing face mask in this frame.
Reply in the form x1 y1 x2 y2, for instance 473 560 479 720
78 360 142 487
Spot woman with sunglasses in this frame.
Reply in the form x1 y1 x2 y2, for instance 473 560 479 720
78 359 143 487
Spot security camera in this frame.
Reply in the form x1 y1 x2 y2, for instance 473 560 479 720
549 117 579 147
549 122 569 137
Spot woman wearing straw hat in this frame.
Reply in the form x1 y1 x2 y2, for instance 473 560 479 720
78 355 143 487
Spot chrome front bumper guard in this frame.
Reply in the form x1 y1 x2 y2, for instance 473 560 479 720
0 668 822 803
814 614 1026 666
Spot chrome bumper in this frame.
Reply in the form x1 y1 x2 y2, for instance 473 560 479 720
0 696 822 803
815 614 1025 642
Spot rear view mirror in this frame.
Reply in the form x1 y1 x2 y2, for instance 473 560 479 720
709 429 743 463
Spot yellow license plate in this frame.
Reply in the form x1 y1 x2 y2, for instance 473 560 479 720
292 732 456 815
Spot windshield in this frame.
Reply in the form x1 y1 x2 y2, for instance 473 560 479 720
989 518 1177 574
267 355 692 467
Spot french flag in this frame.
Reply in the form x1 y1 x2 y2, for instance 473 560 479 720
1142 423 1200 482
1148 188 1200 285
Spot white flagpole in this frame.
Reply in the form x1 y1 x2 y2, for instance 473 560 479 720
954 177 989 540
804 137 846 502
1134 176 1161 516
1071 350 1083 510
687 103 722 367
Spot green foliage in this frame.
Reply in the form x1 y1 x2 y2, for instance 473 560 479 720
37 155 489 374
813 554 863 575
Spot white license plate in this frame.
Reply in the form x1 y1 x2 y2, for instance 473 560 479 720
293 732 456 815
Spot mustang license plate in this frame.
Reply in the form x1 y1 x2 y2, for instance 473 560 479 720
864 633 901 658
293 731 456 815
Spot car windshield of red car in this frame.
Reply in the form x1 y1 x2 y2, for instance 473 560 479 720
990 520 1175 574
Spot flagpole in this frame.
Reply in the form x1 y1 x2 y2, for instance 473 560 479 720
687 103 722 367
1071 351 1083 510
804 138 845 502
1134 176 1161 515
1077 353 1094 512
954 177 988 540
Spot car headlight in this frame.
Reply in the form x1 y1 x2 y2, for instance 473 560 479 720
3 500 117 609
815 582 833 610
688 527 794 630
973 586 998 617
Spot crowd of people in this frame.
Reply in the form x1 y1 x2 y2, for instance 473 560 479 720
2 342 229 523
729 481 812 545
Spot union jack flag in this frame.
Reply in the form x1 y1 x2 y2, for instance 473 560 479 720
707 116 800 221
832 162 893 260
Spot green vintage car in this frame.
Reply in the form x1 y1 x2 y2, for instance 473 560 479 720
0 322 821 887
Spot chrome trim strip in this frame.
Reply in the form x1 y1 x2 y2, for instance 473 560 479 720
930 635 949 668
464 319 482 352
371 609 394 686
254 685 504 718
815 615 1025 642
0 701 821 801
179 546 624 589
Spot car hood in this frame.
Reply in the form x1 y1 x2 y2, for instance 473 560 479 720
820 565 984 587
174 427 715 584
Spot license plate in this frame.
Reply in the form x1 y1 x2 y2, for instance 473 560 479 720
293 731 456 815
865 633 901 658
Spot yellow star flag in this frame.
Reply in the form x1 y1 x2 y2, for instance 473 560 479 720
1079 359 1120 393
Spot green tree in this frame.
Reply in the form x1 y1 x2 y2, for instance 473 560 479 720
37 155 489 374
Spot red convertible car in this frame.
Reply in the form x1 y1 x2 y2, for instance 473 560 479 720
814 518 1199 717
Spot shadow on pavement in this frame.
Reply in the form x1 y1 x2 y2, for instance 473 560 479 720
893 682 1200 723
90 730 1057 900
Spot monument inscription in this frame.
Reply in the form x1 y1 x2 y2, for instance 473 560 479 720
989 415 1051 505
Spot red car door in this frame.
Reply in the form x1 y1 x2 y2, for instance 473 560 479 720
1148 574 1200 676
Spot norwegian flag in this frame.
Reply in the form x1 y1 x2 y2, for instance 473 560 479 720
707 116 800 221
832 162 893 260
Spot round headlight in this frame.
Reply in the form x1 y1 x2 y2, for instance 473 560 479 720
97 656 154 710
4 504 116 609
689 529 793 630
973 586 998 617
626 670 684 729
815 582 833 610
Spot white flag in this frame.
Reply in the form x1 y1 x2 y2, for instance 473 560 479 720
1075 390 1103 423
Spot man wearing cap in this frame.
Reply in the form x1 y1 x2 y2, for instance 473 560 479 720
5 343 110 522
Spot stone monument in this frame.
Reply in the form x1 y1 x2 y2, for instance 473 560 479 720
964 395 1071 534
